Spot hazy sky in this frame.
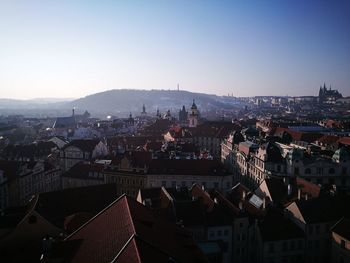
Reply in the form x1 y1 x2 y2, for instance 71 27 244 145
0 0 349 99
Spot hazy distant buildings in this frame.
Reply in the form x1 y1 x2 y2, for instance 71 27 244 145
59 139 108 172
179 105 188 126
319 83 342 104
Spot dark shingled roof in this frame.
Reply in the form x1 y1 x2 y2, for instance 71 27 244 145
53 116 76 128
62 162 104 180
259 210 305 241
63 139 101 152
264 178 288 204
33 184 119 229
295 195 350 224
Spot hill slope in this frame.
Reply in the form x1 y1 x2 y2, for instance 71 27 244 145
65 89 235 115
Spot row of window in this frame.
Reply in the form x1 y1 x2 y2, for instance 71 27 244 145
268 239 304 253
295 167 347 175
163 180 220 189
209 229 230 238
308 224 330 235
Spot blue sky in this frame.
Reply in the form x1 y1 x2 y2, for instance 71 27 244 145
0 0 349 99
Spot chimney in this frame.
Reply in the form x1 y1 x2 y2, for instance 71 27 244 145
262 198 266 210
287 184 292 196
72 108 75 117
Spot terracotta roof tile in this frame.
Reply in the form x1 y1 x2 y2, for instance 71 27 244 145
332 218 350 241
65 195 208 263
338 136 350 146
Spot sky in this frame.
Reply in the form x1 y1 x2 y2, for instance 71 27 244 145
0 0 349 99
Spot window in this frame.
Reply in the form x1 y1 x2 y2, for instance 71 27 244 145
171 181 176 188
268 243 274 253
290 240 295 250
297 240 303 249
224 229 228 236
342 178 347 186
315 240 320 249
161 181 166 187
181 181 186 187
308 240 312 249
217 230 222 236
341 239 345 249
294 167 299 175
342 167 347 175
329 168 335 174
214 182 219 189
209 231 214 238
305 168 311 174
308 225 313 235
315 225 320 235
282 241 288 251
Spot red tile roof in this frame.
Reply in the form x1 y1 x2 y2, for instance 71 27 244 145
316 135 339 145
190 184 215 212
332 218 350 241
338 136 350 146
65 195 208 263
273 127 323 143
295 177 320 199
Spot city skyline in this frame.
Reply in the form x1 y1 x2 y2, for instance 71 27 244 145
1 0 350 99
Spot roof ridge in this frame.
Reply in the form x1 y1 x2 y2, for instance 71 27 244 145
13 194 39 228
125 195 137 235
64 193 127 240
110 233 139 263
133 234 180 262
331 217 345 232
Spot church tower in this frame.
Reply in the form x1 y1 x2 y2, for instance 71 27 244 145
188 99 199 128
141 104 147 115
